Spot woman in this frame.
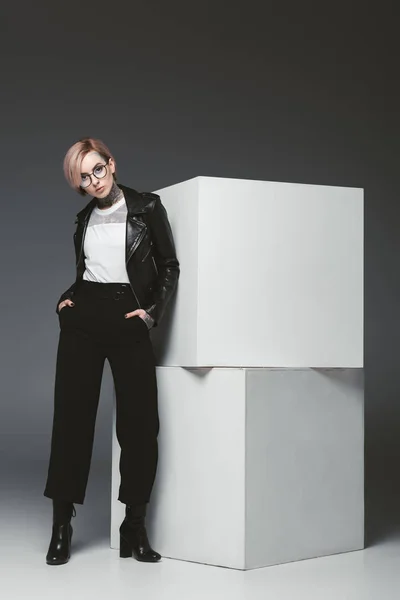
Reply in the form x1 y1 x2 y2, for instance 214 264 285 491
43 137 180 565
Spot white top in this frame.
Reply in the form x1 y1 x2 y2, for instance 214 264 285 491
82 195 130 283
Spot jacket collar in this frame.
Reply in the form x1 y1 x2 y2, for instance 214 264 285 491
75 184 148 222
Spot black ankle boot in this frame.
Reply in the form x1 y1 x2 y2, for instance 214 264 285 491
119 503 161 562
46 500 76 566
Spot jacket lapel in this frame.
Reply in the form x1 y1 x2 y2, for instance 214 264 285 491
74 184 149 268
118 184 149 263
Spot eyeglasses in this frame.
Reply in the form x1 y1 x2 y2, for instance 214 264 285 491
80 162 109 188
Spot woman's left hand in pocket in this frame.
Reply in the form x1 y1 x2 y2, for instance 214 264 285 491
124 308 153 328
124 309 146 320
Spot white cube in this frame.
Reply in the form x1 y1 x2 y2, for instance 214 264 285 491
150 176 363 367
111 366 364 569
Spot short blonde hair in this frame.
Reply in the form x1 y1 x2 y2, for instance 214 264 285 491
63 137 117 195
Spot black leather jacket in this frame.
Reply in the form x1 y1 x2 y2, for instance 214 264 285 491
56 183 180 328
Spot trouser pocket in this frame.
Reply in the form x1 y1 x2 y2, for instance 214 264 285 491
58 304 78 327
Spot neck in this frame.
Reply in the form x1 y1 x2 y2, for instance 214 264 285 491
96 181 123 209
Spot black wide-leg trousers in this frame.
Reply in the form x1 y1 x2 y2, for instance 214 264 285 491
43 280 159 506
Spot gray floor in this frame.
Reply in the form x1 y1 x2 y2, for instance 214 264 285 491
2 460 400 600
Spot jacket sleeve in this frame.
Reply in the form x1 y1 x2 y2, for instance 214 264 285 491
142 194 180 327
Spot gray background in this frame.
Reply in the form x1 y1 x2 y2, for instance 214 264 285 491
0 1 398 544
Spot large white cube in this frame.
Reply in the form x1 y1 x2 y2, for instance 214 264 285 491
111 367 364 570
150 176 363 367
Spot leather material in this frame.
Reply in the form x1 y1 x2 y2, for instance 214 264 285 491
52 500 76 524
46 500 76 565
125 503 147 518
46 523 73 565
56 184 180 328
119 506 161 562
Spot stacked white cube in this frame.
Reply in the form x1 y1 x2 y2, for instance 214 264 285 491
111 176 364 569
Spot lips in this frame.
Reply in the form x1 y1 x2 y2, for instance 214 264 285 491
96 186 104 193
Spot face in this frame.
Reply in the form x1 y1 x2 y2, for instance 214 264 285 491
79 151 116 198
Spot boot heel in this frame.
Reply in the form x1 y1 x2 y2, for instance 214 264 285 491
119 535 132 558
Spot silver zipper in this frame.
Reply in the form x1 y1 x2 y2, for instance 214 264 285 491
141 242 153 262
128 280 141 308
151 255 158 274
127 227 146 263
126 229 145 309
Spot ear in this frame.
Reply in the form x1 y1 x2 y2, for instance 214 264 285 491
109 157 116 174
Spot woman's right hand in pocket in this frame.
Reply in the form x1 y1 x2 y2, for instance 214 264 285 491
58 299 75 313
